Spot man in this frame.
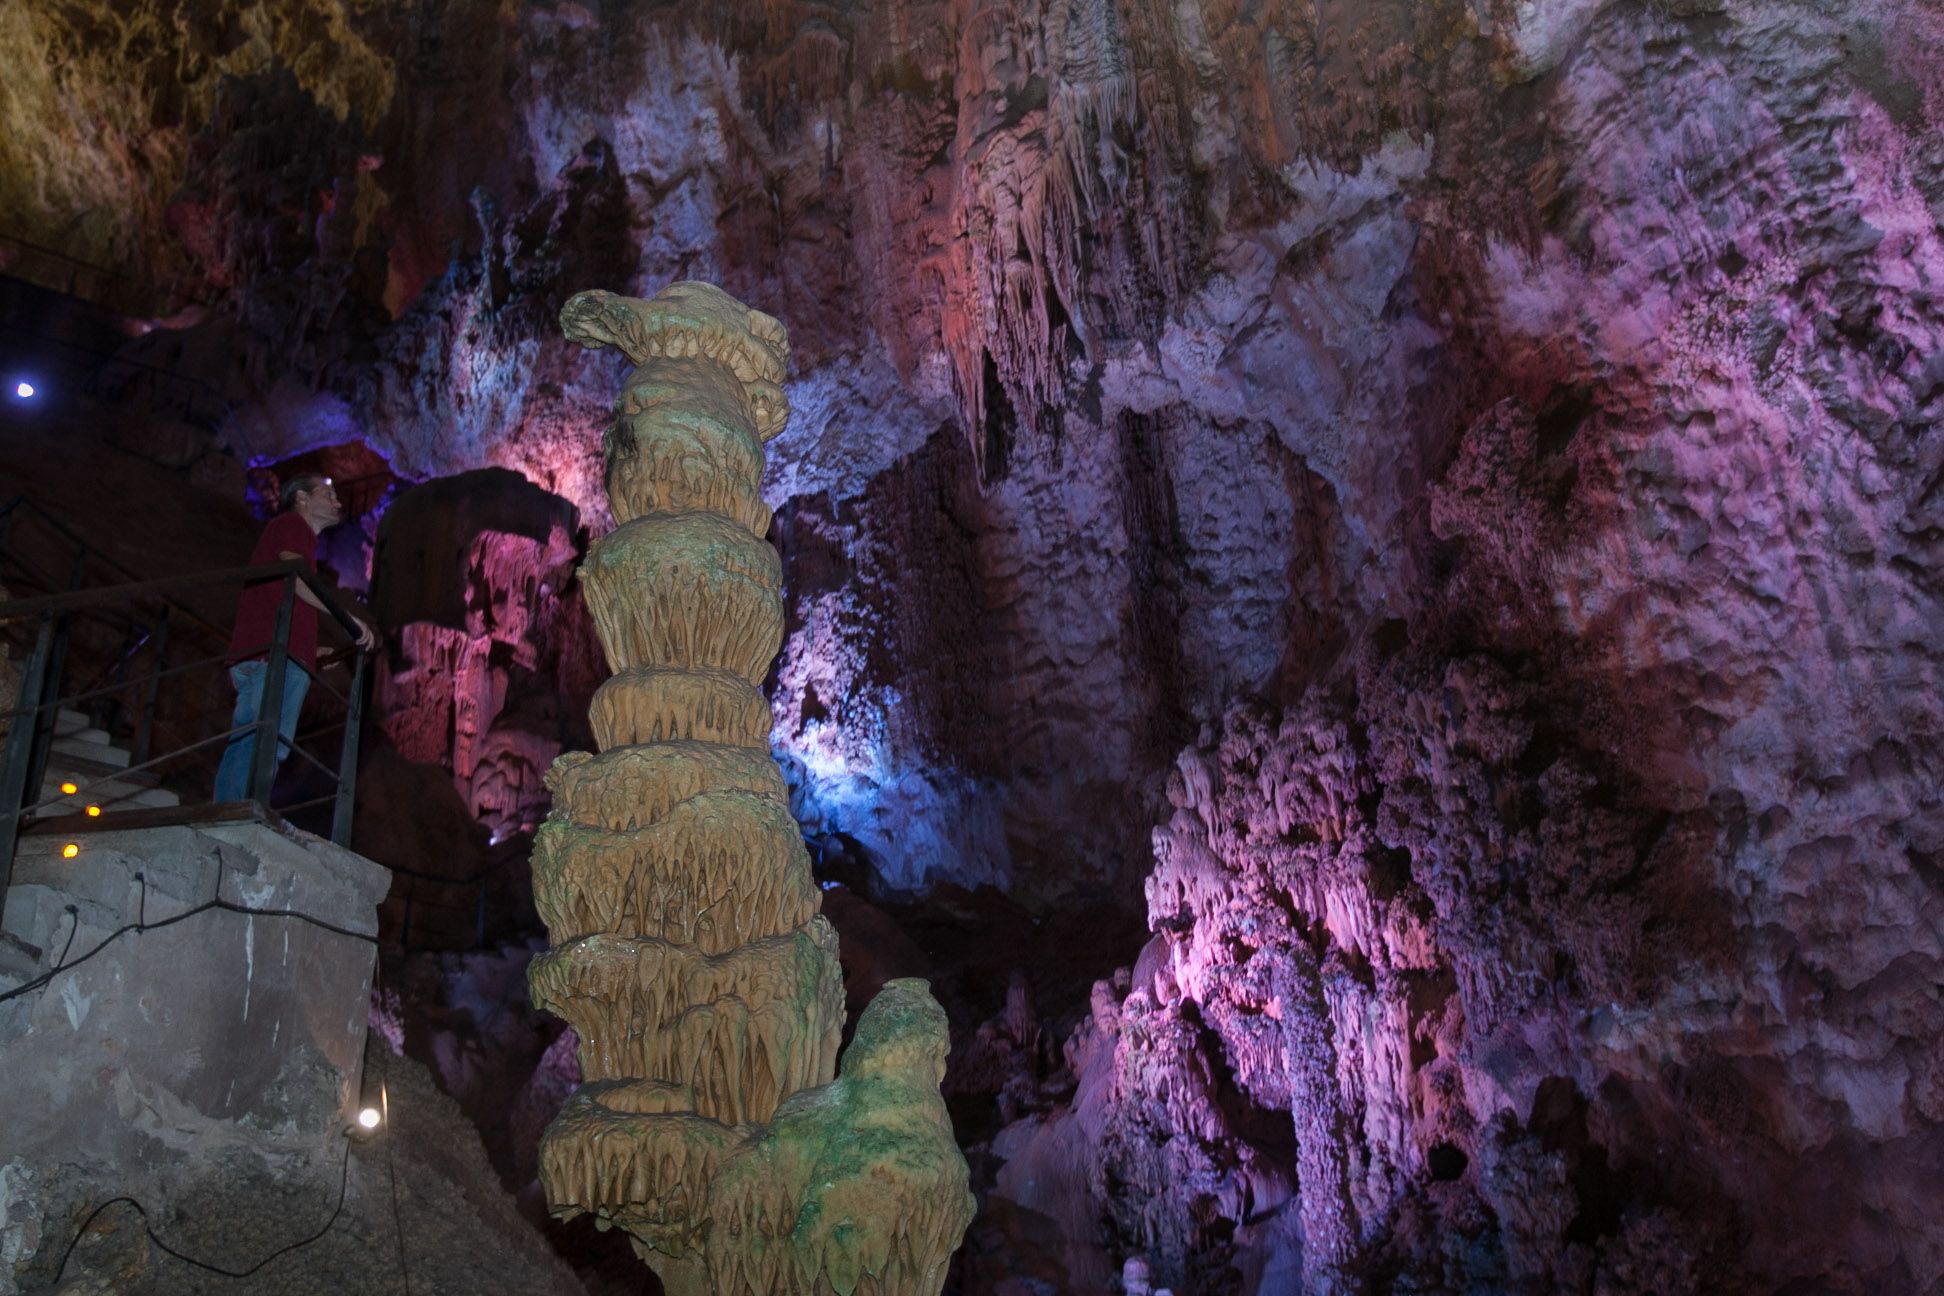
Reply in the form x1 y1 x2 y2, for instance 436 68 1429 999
213 474 376 802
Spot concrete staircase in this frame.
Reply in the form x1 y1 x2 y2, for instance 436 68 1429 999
40 706 181 811
0 708 183 993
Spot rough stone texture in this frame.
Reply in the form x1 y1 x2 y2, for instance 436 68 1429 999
532 282 972 1294
41 1045 591 1296
539 978 974 1296
0 820 389 1290
368 467 603 844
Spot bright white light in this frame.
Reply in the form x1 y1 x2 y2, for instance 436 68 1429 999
356 1106 381 1130
13 382 34 399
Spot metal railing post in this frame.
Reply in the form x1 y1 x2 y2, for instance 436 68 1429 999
246 577 296 806
0 618 56 933
23 553 86 799
132 607 170 766
24 614 71 805
330 648 366 847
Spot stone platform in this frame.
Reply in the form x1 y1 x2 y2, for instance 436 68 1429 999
0 814 390 1290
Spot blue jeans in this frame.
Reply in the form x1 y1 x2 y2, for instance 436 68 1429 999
214 660 311 802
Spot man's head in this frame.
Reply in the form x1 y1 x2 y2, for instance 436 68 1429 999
282 474 343 533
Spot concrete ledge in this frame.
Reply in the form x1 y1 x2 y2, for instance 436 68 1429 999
0 819 391 1288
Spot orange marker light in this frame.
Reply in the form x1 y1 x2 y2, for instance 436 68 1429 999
61 843 79 859
59 781 78 795
85 804 101 817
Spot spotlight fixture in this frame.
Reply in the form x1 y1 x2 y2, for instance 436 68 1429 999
61 843 79 859
356 1106 382 1130
59 781 77 795
13 381 35 400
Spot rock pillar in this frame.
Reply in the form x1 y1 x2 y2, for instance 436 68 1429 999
532 282 973 1295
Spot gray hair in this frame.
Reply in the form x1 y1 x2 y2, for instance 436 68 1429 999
280 473 331 512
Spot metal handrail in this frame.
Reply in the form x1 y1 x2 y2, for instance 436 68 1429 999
387 845 533 952
6 725 243 821
279 737 342 783
0 560 367 641
0 496 233 645
0 562 371 937
0 646 233 722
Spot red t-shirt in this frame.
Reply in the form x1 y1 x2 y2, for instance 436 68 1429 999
229 511 320 671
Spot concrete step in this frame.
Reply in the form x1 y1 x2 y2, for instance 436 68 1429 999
44 747 149 778
49 736 129 769
39 773 179 812
51 712 112 745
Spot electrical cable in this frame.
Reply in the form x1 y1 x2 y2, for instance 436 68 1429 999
52 905 77 969
0 867 375 1005
40 859 386 1284
51 1125 356 1283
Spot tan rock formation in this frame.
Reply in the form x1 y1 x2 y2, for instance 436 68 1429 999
587 667 773 751
528 922 842 1126
533 281 973 1295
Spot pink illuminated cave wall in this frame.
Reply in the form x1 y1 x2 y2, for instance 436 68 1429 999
367 468 603 844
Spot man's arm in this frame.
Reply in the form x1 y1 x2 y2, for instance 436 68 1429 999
277 552 378 650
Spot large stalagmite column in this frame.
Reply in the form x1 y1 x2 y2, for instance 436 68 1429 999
532 282 973 1296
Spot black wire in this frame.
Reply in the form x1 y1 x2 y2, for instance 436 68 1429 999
0 878 375 1005
52 905 77 969
52 1128 356 1283
43 860 379 1282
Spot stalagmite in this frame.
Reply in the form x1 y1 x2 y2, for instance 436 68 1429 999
533 281 974 1295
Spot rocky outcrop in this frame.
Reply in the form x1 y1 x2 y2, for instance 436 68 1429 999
992 352 1944 1290
370 468 602 843
530 281 972 1294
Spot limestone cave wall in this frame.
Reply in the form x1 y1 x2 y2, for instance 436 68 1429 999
6 0 1944 1291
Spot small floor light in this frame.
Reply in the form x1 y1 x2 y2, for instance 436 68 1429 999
61 843 79 859
357 1106 382 1131
59 781 78 795
85 804 101 817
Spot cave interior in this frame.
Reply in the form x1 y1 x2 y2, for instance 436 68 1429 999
1 0 1942 1293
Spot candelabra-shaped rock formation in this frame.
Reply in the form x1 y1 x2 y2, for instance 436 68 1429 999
532 281 974 1295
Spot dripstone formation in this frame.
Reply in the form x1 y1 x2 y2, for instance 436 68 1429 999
531 281 974 1295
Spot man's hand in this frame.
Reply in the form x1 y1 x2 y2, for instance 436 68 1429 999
354 618 378 652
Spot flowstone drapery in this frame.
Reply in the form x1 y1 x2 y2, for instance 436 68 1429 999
531 282 974 1295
